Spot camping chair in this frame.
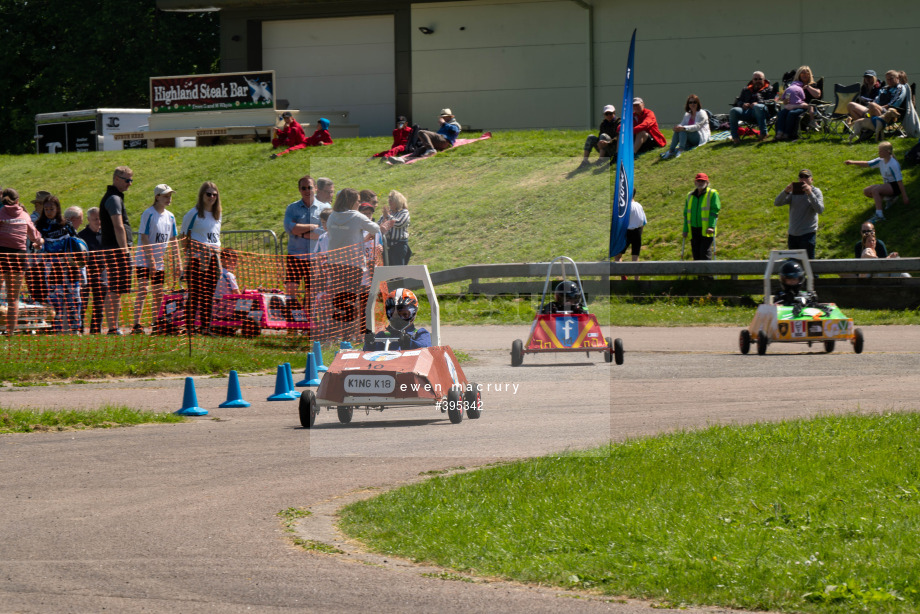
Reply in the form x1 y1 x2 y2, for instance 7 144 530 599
884 82 916 138
817 83 860 140
730 84 778 140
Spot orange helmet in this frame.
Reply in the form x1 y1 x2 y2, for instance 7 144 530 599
385 288 419 329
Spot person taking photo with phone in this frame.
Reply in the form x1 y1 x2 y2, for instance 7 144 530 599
774 169 824 260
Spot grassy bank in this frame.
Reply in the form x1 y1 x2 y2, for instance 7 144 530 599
341 412 920 612
0 405 185 433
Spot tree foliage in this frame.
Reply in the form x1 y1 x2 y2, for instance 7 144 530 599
0 0 219 154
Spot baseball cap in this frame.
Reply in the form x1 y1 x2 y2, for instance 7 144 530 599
695 172 709 182
632 97 644 106
798 169 812 178
154 184 176 197
603 104 616 114
864 70 877 78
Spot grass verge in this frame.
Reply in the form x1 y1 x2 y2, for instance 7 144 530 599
0 405 185 433
341 412 920 612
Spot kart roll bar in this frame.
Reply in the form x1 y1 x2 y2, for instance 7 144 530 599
537 256 589 314
763 249 814 305
365 265 440 346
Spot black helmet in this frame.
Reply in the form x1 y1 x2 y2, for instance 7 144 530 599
385 288 419 330
779 260 805 292
554 280 581 309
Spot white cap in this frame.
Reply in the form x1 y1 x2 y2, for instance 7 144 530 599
603 104 616 114
154 184 175 197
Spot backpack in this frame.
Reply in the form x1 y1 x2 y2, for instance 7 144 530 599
704 110 725 131
904 140 920 166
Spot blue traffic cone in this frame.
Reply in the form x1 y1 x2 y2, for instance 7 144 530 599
296 352 321 387
267 364 295 401
219 370 251 408
339 341 352 350
313 340 328 372
175 377 208 416
284 362 300 399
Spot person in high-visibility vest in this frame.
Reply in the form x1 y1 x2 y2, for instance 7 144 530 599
683 172 721 260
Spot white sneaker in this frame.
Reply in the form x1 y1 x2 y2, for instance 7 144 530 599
422 148 437 157
388 156 406 165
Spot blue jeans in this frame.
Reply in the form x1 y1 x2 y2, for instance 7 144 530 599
788 232 816 260
729 104 768 139
668 130 701 153
776 108 805 137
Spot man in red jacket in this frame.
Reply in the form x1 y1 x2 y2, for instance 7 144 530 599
632 97 666 156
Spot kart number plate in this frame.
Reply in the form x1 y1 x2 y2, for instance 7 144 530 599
344 375 396 394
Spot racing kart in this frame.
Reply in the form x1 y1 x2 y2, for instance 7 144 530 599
511 256 623 366
157 289 310 336
740 250 864 355
299 264 482 428
0 296 55 334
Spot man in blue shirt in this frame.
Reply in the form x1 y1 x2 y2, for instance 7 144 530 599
283 175 330 309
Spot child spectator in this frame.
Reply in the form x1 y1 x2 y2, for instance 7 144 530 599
579 104 619 168
304 118 333 147
214 248 241 300
38 196 82 333
314 208 332 254
371 116 413 160
844 141 909 223
132 184 181 334
379 190 411 265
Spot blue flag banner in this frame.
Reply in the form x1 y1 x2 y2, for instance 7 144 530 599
609 29 636 258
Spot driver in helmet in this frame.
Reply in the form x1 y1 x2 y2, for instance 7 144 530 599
540 280 587 315
363 288 432 351
773 259 821 313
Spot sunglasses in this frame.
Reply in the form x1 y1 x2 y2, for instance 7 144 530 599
752 78 764 82
117 176 133 184
862 229 876 235
205 191 218 197
300 185 314 191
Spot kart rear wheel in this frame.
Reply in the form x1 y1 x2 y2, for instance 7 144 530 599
464 383 482 419
739 329 751 355
614 338 624 365
823 340 835 353
511 339 523 367
336 406 354 424
604 337 613 363
853 328 865 354
447 388 463 424
299 391 318 429
756 331 768 355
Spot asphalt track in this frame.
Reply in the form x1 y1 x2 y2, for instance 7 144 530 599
2 325 919 613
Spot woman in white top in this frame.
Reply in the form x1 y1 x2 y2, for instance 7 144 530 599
661 94 711 160
180 181 222 335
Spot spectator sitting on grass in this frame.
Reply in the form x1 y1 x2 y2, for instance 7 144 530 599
631 98 666 157
371 116 413 160
661 94 710 160
391 109 461 163
579 104 619 168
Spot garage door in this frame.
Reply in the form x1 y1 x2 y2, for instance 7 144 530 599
263 15 395 137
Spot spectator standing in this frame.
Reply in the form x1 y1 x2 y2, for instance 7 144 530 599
314 178 335 208
729 71 773 144
24 190 52 305
77 207 107 334
579 104 619 168
283 175 329 310
314 209 332 254
181 181 222 336
614 197 647 279
371 116 413 160
632 98 666 156
392 109 461 163
132 184 181 334
774 169 824 259
682 173 720 261
37 196 81 333
29 191 51 222
844 141 909 223
661 94 710 160
0 188 44 336
380 190 411 266
98 166 134 335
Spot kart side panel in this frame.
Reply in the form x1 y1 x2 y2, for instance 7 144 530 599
750 303 855 341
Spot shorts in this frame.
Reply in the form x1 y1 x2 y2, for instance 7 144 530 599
0 246 28 274
104 249 132 295
136 266 165 285
285 255 316 288
887 181 900 194
618 227 643 257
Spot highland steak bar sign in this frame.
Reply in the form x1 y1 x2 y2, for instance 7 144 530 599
150 71 275 113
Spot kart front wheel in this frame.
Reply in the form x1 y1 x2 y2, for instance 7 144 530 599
823 340 835 353
739 329 751 355
299 390 318 429
853 328 865 354
464 382 482 419
756 331 768 355
614 338 624 365
604 337 613 363
447 388 463 424
511 339 523 367
336 406 354 424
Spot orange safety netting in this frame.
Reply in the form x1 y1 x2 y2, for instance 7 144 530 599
0 239 386 364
